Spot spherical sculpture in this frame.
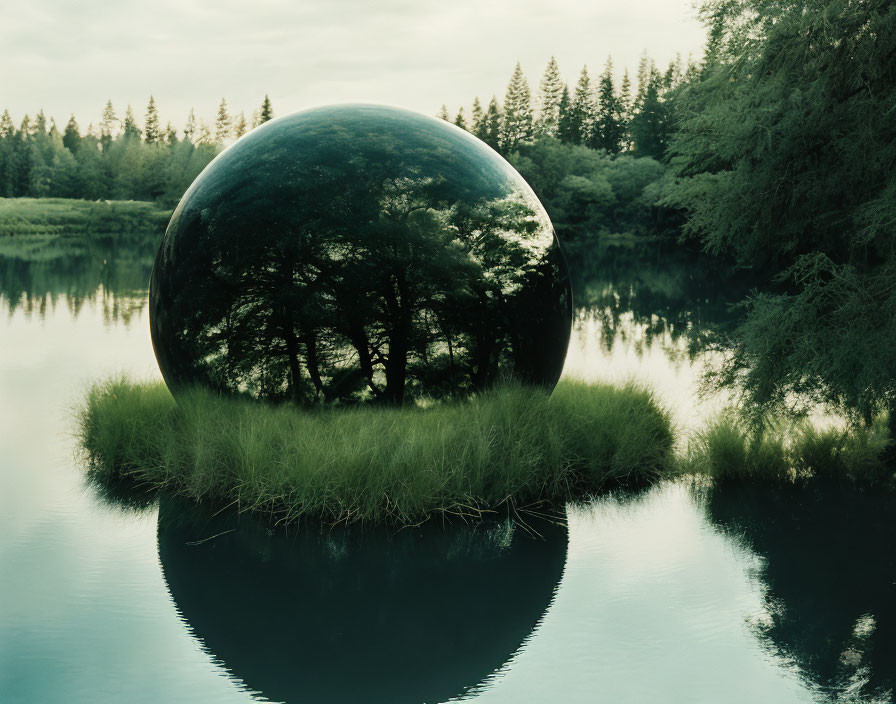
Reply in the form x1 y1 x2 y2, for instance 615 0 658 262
149 104 571 405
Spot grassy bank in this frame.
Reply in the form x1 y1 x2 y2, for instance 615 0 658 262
78 377 675 525
680 411 894 486
0 197 170 238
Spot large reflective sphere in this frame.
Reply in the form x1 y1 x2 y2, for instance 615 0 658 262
150 104 571 404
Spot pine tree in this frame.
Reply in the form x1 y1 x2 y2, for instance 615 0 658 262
619 70 633 125
144 96 160 144
537 56 564 137
618 70 634 152
165 122 178 145
453 107 467 130
184 109 197 143
0 110 15 138
437 104 449 121
123 105 141 140
471 97 485 138
196 120 212 146
234 112 248 138
591 58 624 153
100 100 117 151
566 66 595 145
33 110 47 137
500 61 533 151
557 84 574 143
259 95 273 124
629 66 668 159
215 98 231 144
663 53 683 90
251 109 260 128
636 51 651 104
62 115 81 152
483 96 502 150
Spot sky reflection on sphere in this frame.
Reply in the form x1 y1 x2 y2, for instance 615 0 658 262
149 104 571 405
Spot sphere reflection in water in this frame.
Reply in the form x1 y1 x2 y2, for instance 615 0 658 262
149 104 571 405
157 498 568 703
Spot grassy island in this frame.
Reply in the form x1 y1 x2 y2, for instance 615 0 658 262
78 377 675 525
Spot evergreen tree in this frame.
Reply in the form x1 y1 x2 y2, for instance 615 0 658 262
215 98 231 144
537 56 564 137
259 95 274 124
196 120 213 146
165 122 178 145
591 58 624 153
557 85 574 143
564 66 594 145
0 111 14 197
453 107 467 130
500 61 534 151
437 104 449 121
144 96 161 144
234 111 248 138
663 53 683 90
33 110 48 137
250 109 260 128
629 66 668 159
12 116 33 196
100 100 117 150
123 105 141 140
619 69 633 147
483 96 502 151
62 115 81 153
184 109 197 143
636 51 650 104
1 110 15 138
471 97 485 138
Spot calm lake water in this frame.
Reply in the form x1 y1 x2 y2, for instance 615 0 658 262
1 230 894 703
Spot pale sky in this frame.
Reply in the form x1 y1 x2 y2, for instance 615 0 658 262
1 0 706 132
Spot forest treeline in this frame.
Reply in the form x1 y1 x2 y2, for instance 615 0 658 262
0 51 683 211
0 95 274 205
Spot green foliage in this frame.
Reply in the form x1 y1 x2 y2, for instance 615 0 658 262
507 139 666 244
665 0 896 431
78 377 674 525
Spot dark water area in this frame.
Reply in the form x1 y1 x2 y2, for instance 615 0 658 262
2 224 894 703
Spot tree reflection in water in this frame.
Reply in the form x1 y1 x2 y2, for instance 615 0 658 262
149 104 571 405
703 480 896 702
0 227 158 325
157 496 568 704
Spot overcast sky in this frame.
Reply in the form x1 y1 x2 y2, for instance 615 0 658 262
2 0 706 131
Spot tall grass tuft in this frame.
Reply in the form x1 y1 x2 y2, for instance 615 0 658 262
77 377 675 526
680 411 893 485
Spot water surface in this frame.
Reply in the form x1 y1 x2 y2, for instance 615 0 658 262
1 230 893 703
